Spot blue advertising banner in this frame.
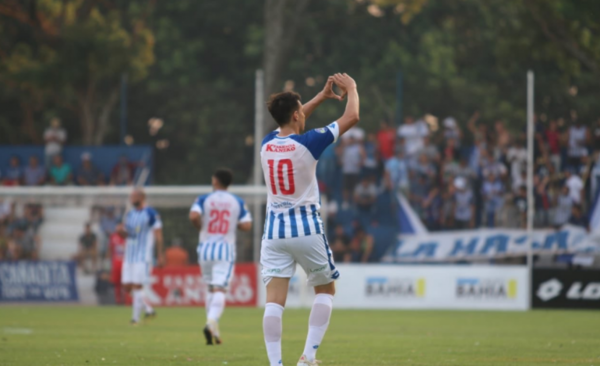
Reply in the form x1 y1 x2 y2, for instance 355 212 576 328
383 225 600 262
0 261 79 302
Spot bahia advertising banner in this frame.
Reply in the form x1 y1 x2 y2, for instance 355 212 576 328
262 264 530 310
532 269 600 310
146 263 257 307
383 225 600 262
0 261 79 302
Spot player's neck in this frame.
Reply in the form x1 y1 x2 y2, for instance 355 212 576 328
278 125 299 137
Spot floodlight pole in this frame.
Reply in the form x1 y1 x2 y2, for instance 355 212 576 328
526 70 535 310
253 69 265 263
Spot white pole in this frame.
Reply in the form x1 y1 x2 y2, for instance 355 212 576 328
526 70 535 309
253 69 265 263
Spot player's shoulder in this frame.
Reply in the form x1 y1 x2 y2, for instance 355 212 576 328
144 206 159 216
261 130 280 146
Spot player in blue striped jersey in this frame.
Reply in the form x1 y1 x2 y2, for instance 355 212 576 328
120 189 164 325
189 169 252 345
260 74 360 366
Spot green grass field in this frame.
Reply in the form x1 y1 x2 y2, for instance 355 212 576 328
0 307 599 366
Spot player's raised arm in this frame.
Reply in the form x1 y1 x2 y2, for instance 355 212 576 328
302 77 344 119
333 73 360 136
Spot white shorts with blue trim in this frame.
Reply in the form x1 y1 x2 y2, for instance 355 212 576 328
260 234 339 287
122 262 151 285
200 260 234 289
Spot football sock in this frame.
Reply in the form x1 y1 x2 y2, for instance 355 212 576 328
143 289 154 314
207 292 226 336
302 293 333 361
132 289 144 322
263 303 284 366
205 291 214 317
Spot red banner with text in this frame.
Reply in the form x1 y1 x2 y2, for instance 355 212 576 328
146 263 258 307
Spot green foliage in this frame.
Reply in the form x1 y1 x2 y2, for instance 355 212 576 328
1 0 600 181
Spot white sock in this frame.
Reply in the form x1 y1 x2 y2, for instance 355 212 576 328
143 288 154 314
205 291 214 318
302 294 333 361
132 289 144 322
263 303 284 366
207 292 226 336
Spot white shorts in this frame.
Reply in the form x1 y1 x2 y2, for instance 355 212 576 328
260 234 339 287
121 262 151 285
200 260 235 289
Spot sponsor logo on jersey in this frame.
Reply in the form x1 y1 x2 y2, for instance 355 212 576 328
266 144 296 152
365 277 426 297
315 128 327 133
455 278 517 299
309 264 327 273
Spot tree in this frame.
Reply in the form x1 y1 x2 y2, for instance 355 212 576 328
0 0 155 145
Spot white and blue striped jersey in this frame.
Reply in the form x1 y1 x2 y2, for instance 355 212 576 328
123 207 162 264
190 190 252 262
261 121 340 240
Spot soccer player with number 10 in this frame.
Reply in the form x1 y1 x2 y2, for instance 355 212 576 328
260 73 360 366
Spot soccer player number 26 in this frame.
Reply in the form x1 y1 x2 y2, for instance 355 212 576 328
208 210 230 234
268 159 295 195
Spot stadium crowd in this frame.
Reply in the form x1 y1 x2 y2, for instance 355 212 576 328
0 199 43 260
0 118 142 187
318 114 600 262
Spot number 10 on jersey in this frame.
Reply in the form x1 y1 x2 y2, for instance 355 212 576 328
268 159 295 195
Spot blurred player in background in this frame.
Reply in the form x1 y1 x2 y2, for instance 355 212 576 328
106 223 126 304
120 189 164 325
189 168 252 345
260 73 359 366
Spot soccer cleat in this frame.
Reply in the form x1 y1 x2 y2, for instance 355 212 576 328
297 355 321 366
144 311 157 320
130 320 139 327
203 325 214 345
214 336 222 345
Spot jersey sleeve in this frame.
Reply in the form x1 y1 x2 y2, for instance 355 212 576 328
190 195 207 214
146 207 163 230
298 122 340 160
235 196 252 223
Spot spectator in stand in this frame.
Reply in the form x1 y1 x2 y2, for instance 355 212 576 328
354 176 378 213
592 118 600 154
506 137 527 192
339 136 364 204
106 223 126 304
2 156 22 186
384 147 409 194
24 203 44 232
0 226 7 260
534 175 551 227
49 155 72 185
566 120 590 170
347 226 373 263
7 220 40 260
23 156 46 186
164 238 190 267
494 120 511 155
545 120 562 171
568 204 589 231
362 133 379 178
0 199 11 225
564 168 584 205
377 120 396 161
74 222 98 273
77 152 104 186
553 185 573 228
110 156 135 186
481 149 507 180
43 117 67 168
330 225 351 263
409 174 430 217
452 177 474 229
481 173 505 228
422 185 443 231
442 117 461 147
513 186 528 228
397 115 429 158
418 136 441 166
409 154 436 184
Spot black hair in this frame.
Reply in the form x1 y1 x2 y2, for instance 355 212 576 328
267 92 301 126
214 168 233 188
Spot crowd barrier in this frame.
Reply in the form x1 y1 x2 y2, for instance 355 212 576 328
2 261 598 310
